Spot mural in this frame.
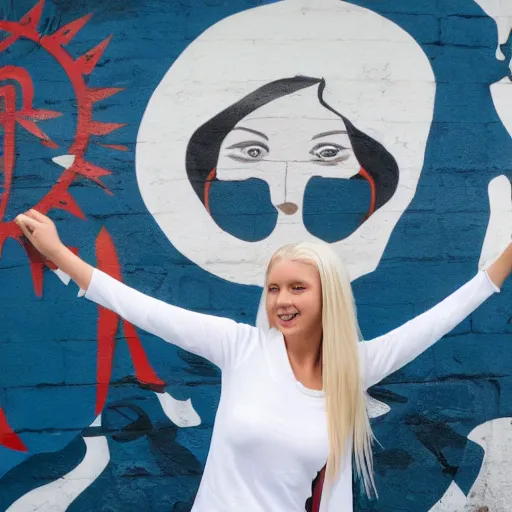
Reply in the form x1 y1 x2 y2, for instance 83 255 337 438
137 0 436 284
0 0 511 511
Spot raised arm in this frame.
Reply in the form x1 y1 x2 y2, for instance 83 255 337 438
15 210 257 371
486 242 512 289
359 243 511 389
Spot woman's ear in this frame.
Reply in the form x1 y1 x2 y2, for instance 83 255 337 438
479 175 512 270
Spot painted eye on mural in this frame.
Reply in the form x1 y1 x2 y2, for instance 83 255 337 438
309 143 350 163
226 141 269 162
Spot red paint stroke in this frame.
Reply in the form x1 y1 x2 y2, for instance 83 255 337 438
0 67 61 222
359 166 376 220
75 36 113 76
89 121 126 136
204 167 217 213
96 143 129 152
86 87 123 103
96 303 118 416
19 0 44 30
0 408 27 452
51 13 93 47
94 227 165 414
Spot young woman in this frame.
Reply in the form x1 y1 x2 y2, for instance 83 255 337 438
15 209 512 512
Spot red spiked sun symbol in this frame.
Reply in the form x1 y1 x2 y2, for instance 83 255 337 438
0 0 126 293
0 0 165 452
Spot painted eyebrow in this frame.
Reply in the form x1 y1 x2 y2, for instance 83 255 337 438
231 126 269 140
226 140 270 151
311 130 347 140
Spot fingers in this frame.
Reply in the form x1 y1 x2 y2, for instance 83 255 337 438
18 222 34 241
26 209 51 224
15 215 35 242
15 214 40 231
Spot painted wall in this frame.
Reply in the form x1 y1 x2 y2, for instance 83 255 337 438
0 0 511 510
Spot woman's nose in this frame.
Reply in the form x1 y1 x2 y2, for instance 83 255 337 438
276 290 293 306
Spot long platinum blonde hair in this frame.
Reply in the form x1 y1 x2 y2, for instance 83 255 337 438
265 241 376 496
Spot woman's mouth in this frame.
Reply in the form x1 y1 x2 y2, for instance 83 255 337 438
278 313 299 323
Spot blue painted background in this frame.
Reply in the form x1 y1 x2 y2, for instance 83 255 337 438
0 0 511 510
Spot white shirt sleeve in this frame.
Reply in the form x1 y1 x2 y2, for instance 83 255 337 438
84 268 258 371
358 270 500 390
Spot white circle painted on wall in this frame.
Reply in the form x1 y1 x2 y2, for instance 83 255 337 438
136 0 436 286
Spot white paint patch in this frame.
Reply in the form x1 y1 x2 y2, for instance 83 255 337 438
429 481 467 512
366 395 391 419
474 0 512 66
462 418 512 510
474 0 512 168
7 417 109 512
49 269 85 296
52 154 76 170
430 418 512 511
90 414 102 428
155 392 201 428
52 268 71 285
491 77 512 138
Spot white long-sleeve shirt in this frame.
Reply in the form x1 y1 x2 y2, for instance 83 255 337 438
83 268 499 512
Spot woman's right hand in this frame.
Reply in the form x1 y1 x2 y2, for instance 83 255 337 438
15 209 95 291
15 209 65 261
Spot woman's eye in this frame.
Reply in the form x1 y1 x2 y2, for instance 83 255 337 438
226 141 269 162
292 286 305 292
310 143 349 162
245 147 264 159
268 286 278 293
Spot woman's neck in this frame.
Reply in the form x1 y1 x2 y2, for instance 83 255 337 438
284 333 322 375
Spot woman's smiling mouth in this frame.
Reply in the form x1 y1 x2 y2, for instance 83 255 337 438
278 313 299 322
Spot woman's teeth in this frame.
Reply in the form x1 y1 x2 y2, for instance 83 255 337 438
279 313 298 321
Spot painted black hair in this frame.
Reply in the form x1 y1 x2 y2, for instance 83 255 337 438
186 75 398 212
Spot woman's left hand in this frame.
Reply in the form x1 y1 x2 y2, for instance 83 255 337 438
479 174 512 270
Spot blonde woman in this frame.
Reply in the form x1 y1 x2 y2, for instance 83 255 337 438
15 209 512 512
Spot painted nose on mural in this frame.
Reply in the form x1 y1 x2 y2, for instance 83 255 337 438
275 163 300 215
276 202 298 215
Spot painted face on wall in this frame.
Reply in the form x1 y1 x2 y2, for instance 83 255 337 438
215 87 360 217
190 81 398 243
136 0 436 285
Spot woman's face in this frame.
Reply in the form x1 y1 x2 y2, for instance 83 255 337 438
215 86 361 219
265 258 323 343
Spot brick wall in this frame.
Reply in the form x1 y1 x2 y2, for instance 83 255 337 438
0 0 511 510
